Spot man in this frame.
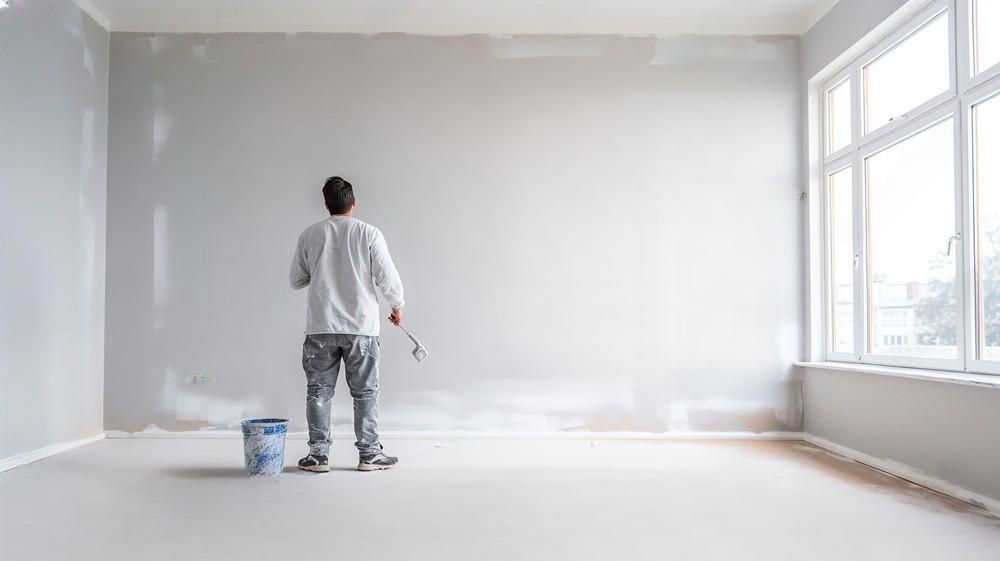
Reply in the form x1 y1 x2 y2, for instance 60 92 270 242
290 176 405 473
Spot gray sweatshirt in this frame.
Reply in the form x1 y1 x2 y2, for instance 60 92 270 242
290 215 405 336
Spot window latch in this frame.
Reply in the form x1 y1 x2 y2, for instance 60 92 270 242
853 254 860 269
946 232 962 256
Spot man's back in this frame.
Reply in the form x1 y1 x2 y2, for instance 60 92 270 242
292 176 402 473
290 215 404 336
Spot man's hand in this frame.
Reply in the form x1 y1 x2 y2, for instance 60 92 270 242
389 308 403 326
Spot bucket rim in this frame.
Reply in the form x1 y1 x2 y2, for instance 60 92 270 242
241 418 289 426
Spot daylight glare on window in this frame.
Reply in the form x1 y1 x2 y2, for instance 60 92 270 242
829 168 855 353
974 0 1000 74
864 14 950 133
975 95 1000 359
866 119 957 359
827 79 852 154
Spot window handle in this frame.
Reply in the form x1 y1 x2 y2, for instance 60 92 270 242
946 232 962 256
853 254 860 269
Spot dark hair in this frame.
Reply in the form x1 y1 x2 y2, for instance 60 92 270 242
322 176 355 215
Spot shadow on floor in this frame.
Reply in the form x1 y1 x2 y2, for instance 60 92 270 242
162 465 358 479
162 466 252 479
289 465 359 473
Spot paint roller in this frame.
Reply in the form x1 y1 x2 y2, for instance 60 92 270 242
395 323 429 362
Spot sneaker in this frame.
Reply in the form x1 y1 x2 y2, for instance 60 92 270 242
358 451 398 471
298 454 330 473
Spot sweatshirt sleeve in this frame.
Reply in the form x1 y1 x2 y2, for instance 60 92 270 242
289 230 311 290
370 228 405 309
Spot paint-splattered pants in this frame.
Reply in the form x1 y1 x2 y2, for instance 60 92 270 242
302 334 381 456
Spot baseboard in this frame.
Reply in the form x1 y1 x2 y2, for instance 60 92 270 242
105 429 805 441
803 434 1000 517
0 433 106 474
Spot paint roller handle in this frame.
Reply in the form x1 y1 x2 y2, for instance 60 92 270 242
397 325 421 346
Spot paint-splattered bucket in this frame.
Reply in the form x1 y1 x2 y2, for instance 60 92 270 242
241 418 288 477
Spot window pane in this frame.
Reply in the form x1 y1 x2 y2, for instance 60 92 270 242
975 95 1000 360
830 168 855 353
974 0 1000 74
864 13 950 133
866 119 956 358
827 78 852 154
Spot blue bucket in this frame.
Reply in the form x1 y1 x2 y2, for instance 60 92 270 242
241 418 289 477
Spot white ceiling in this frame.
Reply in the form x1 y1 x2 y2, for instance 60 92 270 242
75 0 839 35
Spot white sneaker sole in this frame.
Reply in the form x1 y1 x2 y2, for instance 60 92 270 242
357 463 393 472
299 464 330 473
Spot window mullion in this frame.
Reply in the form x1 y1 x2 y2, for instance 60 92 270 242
952 98 971 372
853 148 867 361
946 3 970 372
851 64 866 360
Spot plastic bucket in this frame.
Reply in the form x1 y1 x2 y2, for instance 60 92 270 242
241 418 289 477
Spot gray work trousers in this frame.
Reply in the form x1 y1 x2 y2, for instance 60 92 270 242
302 334 381 456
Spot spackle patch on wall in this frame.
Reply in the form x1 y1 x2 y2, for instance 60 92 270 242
151 85 172 162
157 369 266 430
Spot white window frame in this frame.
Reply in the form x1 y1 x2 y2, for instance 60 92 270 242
824 160 856 363
966 0 1000 85
963 86 1000 374
816 0 1000 375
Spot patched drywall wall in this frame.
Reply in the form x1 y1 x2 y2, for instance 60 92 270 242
0 0 109 459
105 33 803 434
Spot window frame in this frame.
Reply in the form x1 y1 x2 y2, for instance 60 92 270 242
824 160 857 362
817 0 1000 375
824 73 854 161
858 105 963 371
859 6 956 140
963 87 1000 374
966 0 1000 85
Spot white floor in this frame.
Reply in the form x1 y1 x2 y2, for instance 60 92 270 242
1 438 998 560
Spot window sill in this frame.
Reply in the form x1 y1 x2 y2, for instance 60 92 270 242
794 361 1000 390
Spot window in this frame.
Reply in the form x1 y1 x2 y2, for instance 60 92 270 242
973 93 1000 359
972 0 1000 74
827 79 852 154
863 12 951 133
867 119 957 358
817 0 1000 374
828 167 854 353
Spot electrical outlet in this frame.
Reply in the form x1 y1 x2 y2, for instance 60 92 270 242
189 374 211 384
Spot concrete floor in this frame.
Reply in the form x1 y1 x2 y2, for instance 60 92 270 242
1 439 998 560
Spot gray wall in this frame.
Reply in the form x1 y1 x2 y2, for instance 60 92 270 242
0 0 109 459
803 367 1000 502
105 33 804 434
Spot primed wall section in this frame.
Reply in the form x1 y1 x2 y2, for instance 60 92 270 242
106 33 803 433
0 0 109 459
